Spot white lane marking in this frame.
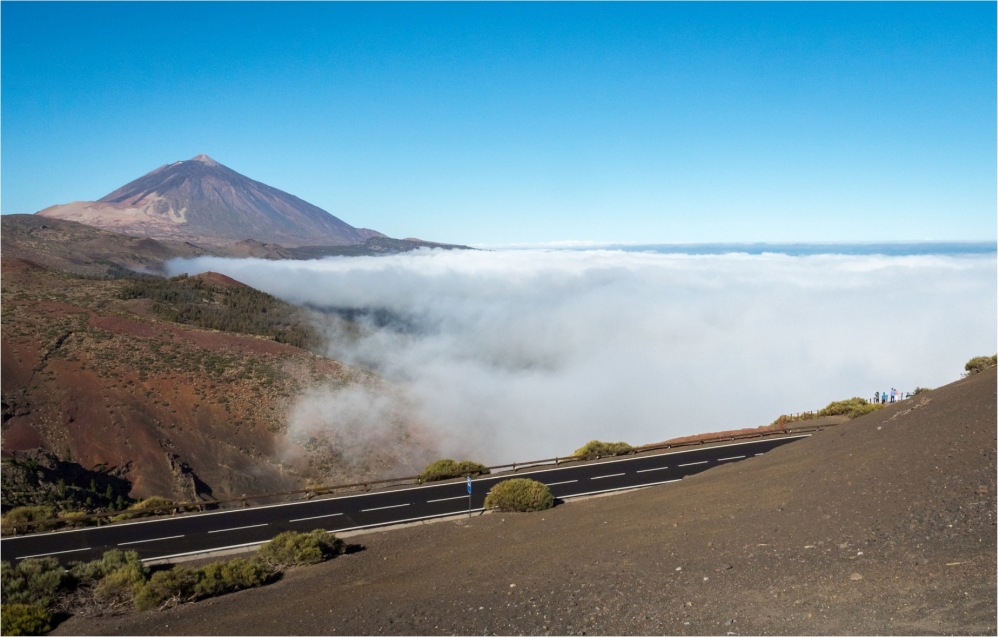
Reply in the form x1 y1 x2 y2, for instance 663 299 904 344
756 453 765 456
636 466 669 473
288 513 344 523
361 503 410 513
117 534 184 546
677 461 709 467
207 523 268 534
426 496 468 503
16 547 91 560
545 480 579 486
590 472 626 480
717 455 746 462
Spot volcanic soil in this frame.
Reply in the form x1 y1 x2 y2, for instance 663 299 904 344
53 367 996 635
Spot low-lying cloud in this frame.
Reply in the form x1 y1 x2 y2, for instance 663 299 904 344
167 249 997 466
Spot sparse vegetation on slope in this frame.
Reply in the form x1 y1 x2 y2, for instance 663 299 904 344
118 273 320 349
0 531 349 631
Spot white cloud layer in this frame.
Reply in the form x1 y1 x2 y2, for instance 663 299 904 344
167 249 997 465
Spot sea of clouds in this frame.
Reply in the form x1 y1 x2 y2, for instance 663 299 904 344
167 248 996 466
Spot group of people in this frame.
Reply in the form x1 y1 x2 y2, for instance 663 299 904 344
873 387 909 404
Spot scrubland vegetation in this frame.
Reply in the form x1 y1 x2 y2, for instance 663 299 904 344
118 274 320 349
0 530 346 634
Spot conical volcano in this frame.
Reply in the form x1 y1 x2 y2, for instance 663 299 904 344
37 155 381 247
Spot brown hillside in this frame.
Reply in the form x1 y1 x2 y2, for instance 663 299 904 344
1 258 434 504
57 367 996 636
1 214 210 278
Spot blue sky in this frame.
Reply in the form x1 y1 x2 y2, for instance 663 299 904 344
2 2 995 245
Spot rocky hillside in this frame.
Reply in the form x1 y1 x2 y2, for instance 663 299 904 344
0 257 435 507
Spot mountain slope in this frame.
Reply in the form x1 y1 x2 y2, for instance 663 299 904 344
54 367 996 635
36 154 382 247
1 258 436 503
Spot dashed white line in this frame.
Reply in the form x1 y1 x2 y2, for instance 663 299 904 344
590 472 626 480
361 503 410 513
208 523 268 534
677 460 709 467
426 496 468 503
118 535 185 546
717 455 746 462
289 513 344 523
16 547 91 560
545 480 579 486
636 466 669 473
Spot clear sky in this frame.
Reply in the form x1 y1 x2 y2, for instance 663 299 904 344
1 1 995 245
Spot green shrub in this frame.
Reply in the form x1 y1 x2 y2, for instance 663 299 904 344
1 558 70 608
134 567 198 611
191 558 272 598
964 354 997 375
93 563 147 607
110 496 180 521
418 459 490 482
1 506 57 532
0 603 53 636
69 549 147 587
818 397 882 419
483 478 554 512
574 440 634 460
255 530 344 569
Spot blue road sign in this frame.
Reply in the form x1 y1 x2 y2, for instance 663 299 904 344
467 475 472 493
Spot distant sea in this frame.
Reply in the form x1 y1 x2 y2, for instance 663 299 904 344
571 242 997 257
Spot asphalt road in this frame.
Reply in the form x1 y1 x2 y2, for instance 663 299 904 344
1 435 807 565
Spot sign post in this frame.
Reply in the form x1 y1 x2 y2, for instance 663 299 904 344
467 475 473 518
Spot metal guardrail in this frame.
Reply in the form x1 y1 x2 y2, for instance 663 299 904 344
1 423 836 537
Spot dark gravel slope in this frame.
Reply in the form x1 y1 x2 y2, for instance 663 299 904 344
54 367 997 635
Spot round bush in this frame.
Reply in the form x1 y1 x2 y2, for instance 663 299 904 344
255 529 344 568
484 478 554 512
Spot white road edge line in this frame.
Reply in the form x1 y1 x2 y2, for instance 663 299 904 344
563 478 682 500
361 503 410 513
207 523 269 534
118 535 185 546
677 460 709 467
717 455 746 462
636 466 669 473
426 496 468 503
545 480 579 486
16 547 91 560
590 473 626 480
288 513 344 523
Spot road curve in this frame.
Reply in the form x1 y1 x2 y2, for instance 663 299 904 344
1 435 807 564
